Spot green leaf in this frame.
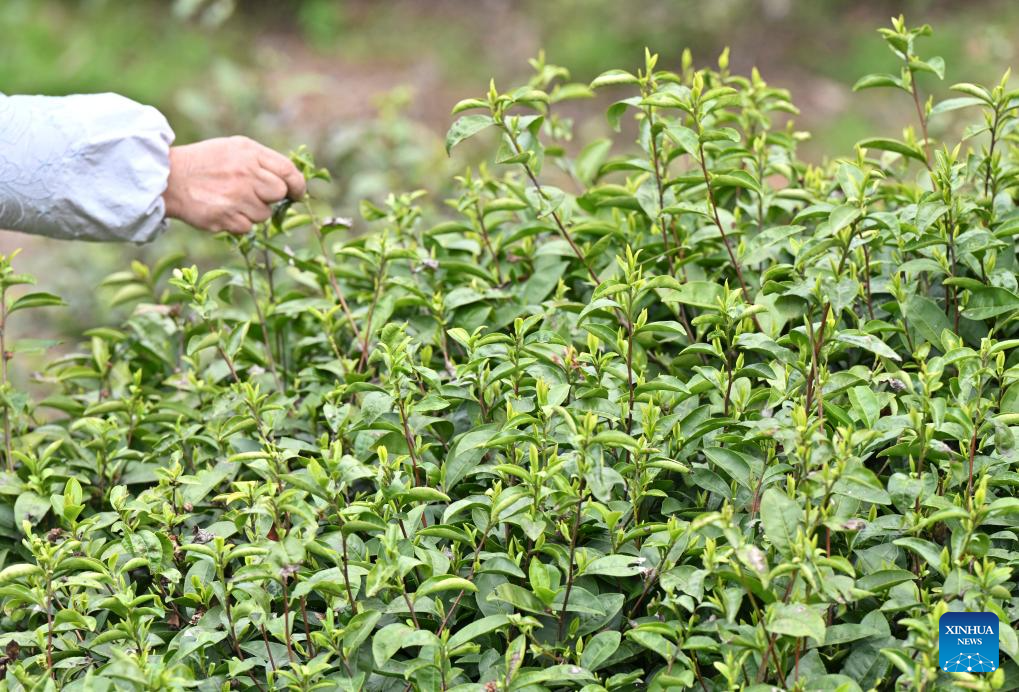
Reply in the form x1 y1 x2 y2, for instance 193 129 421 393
490 583 546 613
109 283 151 307
910 56 944 79
402 487 451 504
7 291 66 315
893 538 944 574
950 82 993 104
12 338 60 355
852 73 905 91
903 294 950 346
711 170 761 195
835 333 902 361
591 431 639 451
517 89 550 105
415 576 478 599
580 631 621 671
760 488 802 555
606 96 641 131
829 204 862 234
655 280 723 309
848 385 880 428
857 137 926 163
582 555 645 577
575 138 612 185
0 563 42 585
833 466 891 505
857 569 916 592
372 623 438 667
704 447 754 490
14 491 50 527
447 614 510 650
767 603 826 645
665 124 700 156
451 98 488 114
590 69 640 88
930 97 985 116
445 114 495 153
187 332 220 357
962 286 1019 320
514 666 597 686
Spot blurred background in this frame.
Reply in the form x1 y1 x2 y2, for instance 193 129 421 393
1 0 1016 382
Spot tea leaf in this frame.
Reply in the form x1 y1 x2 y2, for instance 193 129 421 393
445 114 495 153
760 488 802 555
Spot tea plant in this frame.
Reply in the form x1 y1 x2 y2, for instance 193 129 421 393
1 16 1019 691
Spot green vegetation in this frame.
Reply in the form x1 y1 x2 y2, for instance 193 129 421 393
2 15 1019 691
9 0 1019 346
0 1 242 139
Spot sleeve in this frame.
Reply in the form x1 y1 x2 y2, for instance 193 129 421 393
0 92 175 242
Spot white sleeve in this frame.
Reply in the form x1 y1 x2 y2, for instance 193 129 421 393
0 92 175 242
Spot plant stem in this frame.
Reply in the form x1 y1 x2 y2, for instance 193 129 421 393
756 141 767 234
397 398 423 489
756 575 797 683
644 105 676 276
944 210 960 330
805 234 855 416
723 348 734 416
863 245 875 320
691 653 710 692
45 576 54 679
967 422 979 502
357 257 387 371
749 470 765 518
557 490 586 640
474 199 503 284
500 123 599 285
908 69 933 169
303 197 361 343
242 249 284 392
217 345 241 384
625 310 635 436
299 596 315 658
984 109 1000 198
0 286 10 472
281 577 295 663
260 624 278 671
695 141 762 332
339 523 358 615
626 569 658 620
804 303 830 417
260 225 288 388
914 409 929 515
437 519 492 637
224 593 251 668
401 587 420 629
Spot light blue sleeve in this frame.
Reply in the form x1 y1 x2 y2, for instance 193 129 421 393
0 92 175 242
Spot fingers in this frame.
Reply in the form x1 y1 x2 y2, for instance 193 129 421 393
257 148 307 200
216 169 275 235
222 212 256 235
254 168 289 205
237 195 272 225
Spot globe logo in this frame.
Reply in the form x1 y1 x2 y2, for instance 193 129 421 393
942 652 996 673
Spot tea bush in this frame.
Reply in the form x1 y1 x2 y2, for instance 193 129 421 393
2 17 1019 691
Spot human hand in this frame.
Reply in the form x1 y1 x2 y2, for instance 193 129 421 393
163 136 307 234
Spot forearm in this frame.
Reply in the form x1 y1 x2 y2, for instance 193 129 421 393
0 92 174 242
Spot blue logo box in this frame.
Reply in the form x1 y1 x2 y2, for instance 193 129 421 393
939 612 999 673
